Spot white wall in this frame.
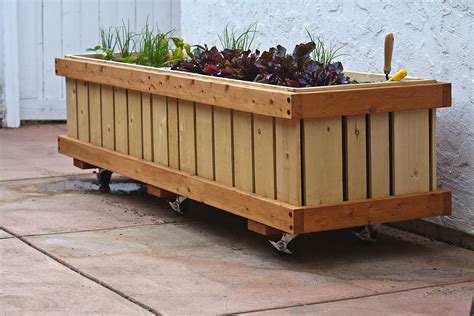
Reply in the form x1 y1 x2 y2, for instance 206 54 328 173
0 0 4 120
1 0 180 126
181 0 474 234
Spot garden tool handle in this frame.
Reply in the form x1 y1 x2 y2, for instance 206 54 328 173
384 33 394 79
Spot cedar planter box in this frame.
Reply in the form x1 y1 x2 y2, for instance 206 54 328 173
55 55 452 235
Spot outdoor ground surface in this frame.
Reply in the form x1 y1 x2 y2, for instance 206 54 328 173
0 124 473 315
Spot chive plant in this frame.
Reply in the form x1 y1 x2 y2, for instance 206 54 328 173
306 29 348 65
218 22 258 51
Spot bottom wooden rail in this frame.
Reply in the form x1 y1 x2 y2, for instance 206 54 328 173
59 135 451 235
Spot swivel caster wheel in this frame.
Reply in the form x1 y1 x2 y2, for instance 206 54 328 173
96 169 113 193
269 233 299 254
168 195 188 215
354 224 380 242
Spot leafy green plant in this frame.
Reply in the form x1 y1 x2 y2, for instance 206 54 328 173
115 20 135 59
86 27 116 60
218 22 257 52
306 29 348 66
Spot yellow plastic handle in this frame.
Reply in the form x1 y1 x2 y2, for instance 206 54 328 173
387 69 407 81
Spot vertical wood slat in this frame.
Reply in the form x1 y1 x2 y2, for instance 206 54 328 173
65 78 77 138
128 90 142 158
253 114 275 199
393 109 430 195
167 97 180 169
275 118 301 205
430 109 437 190
88 83 102 146
152 95 169 166
101 85 115 150
178 100 196 174
368 113 390 198
213 107 233 186
195 103 214 180
304 117 343 205
114 87 128 154
142 93 153 161
345 115 367 200
77 80 89 142
233 110 253 192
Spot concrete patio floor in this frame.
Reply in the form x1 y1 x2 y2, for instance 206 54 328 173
0 124 473 315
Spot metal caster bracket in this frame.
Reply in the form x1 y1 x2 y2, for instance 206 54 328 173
269 233 299 254
354 224 380 242
96 169 113 193
169 195 187 215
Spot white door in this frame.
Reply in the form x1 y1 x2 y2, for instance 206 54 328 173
1 0 180 127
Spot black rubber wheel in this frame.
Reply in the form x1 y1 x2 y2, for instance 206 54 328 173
96 169 112 193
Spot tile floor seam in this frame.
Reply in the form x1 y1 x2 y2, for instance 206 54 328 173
231 279 474 315
0 174 94 183
0 225 163 316
5 220 195 239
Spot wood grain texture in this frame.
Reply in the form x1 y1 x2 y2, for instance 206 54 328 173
167 97 179 169
345 115 367 200
294 190 451 234
393 109 430 195
233 110 253 192
58 135 295 233
178 100 196 174
152 94 169 166
247 220 282 236
275 118 301 205
253 114 275 199
88 83 102 146
304 117 343 204
128 90 142 158
65 78 77 138
101 85 115 150
368 113 390 198
141 93 153 161
430 109 437 191
213 107 233 186
114 87 128 154
195 103 214 180
76 80 89 142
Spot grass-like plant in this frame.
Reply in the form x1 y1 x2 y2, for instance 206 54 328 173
306 29 348 65
115 20 135 59
218 22 257 51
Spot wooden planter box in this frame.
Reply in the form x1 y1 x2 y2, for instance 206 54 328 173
55 55 452 235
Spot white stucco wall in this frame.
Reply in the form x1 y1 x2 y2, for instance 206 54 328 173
181 0 473 234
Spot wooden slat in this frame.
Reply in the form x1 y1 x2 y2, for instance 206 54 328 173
178 100 196 174
101 85 115 150
345 115 367 200
142 93 153 161
56 57 293 119
147 185 176 198
213 107 233 186
167 97 179 169
393 109 430 195
58 135 295 233
253 114 275 199
76 80 89 142
430 109 437 190
65 78 78 138
293 190 451 234
195 103 214 180
114 87 128 154
275 118 301 205
128 90 142 158
304 117 343 204
88 83 102 146
296 83 451 119
233 110 253 192
368 113 390 198
247 220 282 236
73 159 95 169
152 95 168 166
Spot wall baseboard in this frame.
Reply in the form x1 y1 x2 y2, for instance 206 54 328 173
390 219 474 251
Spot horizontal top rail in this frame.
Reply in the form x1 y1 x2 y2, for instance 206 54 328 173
56 56 451 119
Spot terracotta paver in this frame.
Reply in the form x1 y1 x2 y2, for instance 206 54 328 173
243 282 474 315
26 222 474 315
0 175 185 236
0 124 89 181
0 238 152 315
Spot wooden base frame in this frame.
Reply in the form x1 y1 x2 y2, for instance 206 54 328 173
59 135 451 235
